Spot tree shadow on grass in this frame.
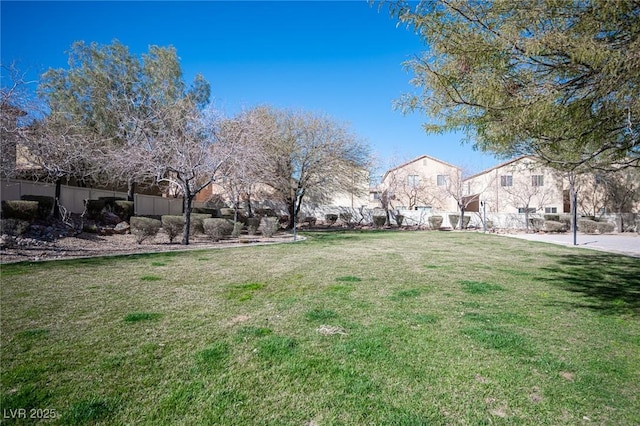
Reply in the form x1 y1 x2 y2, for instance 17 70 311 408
541 253 640 315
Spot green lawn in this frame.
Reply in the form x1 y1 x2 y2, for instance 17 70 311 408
1 231 639 425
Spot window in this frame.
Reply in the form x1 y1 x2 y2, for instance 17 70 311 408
544 207 557 214
407 175 419 187
372 192 380 200
518 207 536 214
531 175 544 187
500 175 513 187
437 175 449 186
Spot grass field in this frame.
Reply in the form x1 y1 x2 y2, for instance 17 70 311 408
1 231 639 425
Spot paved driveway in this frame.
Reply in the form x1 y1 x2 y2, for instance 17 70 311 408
498 232 640 258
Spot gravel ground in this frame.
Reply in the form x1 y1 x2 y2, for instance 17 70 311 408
0 232 297 264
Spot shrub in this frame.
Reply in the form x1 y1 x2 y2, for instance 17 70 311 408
303 216 317 227
449 215 471 229
218 208 235 218
161 215 184 243
130 217 161 244
395 214 404 227
203 218 234 242
325 214 338 225
339 212 352 224
373 215 387 228
528 217 545 231
1 200 39 221
0 218 30 236
114 200 134 221
544 220 566 233
192 207 216 216
232 221 244 238
261 217 279 238
429 215 443 230
596 221 615 234
246 217 261 235
578 219 598 234
85 199 107 220
559 214 572 229
189 213 212 235
544 214 560 222
21 195 54 219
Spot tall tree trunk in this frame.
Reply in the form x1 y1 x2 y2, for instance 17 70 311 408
182 191 192 245
53 177 62 219
287 197 295 230
127 179 136 202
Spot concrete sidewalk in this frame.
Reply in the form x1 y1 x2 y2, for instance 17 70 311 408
498 232 640 258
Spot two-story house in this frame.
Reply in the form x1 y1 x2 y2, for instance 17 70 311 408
370 155 460 213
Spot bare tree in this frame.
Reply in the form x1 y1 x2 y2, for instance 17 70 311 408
216 107 276 219
117 99 232 245
1 63 38 178
254 107 371 229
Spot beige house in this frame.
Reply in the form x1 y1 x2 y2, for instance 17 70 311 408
370 155 460 212
463 156 565 215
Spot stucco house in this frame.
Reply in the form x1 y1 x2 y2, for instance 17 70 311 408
370 155 460 213
463 156 565 215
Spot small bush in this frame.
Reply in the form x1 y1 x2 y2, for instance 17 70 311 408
0 218 30 236
544 220 567 233
85 199 107 220
246 217 261 235
189 213 212 235
429 216 443 230
261 217 279 238
395 214 404 227
449 215 471 229
303 216 317 227
339 212 352 224
596 221 615 234
203 218 234 242
232 221 244 238
1 200 39 221
528 217 545 231
130 217 161 244
559 214 572 228
578 219 598 234
114 200 134 221
325 214 338 225
192 207 216 216
544 214 560 222
219 208 235 218
373 215 387 228
161 215 184 243
21 195 54 219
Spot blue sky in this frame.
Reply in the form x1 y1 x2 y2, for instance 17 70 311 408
1 1 499 177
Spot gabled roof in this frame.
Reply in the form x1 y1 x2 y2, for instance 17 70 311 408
463 155 537 181
382 154 460 182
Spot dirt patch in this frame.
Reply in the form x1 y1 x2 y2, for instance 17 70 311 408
316 325 347 336
0 232 298 264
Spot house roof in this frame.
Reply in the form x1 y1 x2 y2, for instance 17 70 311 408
382 154 460 182
463 155 536 181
